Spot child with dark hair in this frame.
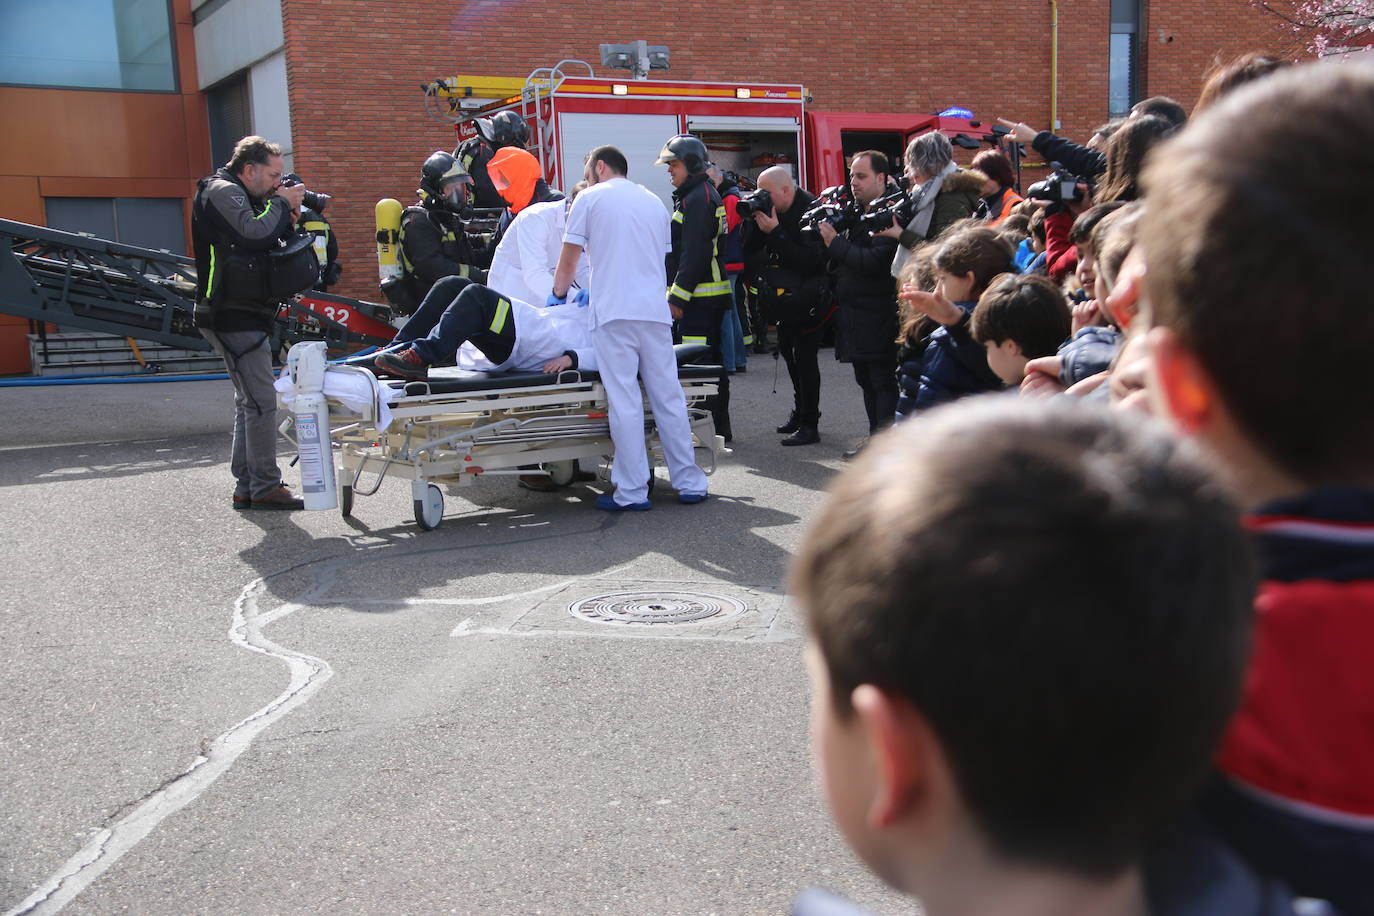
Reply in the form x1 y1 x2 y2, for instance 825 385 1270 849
970 273 1071 385
1017 206 1048 273
1023 203 1138 398
893 227 1012 416
789 397 1295 916
1141 58 1374 916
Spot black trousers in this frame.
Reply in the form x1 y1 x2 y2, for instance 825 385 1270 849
777 320 823 425
409 283 516 366
393 274 474 343
678 298 732 439
851 358 897 433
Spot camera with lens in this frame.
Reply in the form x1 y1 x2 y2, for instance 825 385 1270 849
281 173 332 213
799 185 859 236
1025 162 1085 207
735 188 773 218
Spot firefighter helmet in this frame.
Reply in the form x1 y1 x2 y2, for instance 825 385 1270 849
475 110 529 149
654 135 709 174
419 150 472 206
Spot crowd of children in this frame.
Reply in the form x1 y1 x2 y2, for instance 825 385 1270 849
790 54 1373 916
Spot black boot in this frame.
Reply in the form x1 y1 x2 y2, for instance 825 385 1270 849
776 410 801 435
781 425 819 446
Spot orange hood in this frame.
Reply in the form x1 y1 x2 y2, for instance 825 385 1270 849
488 147 542 213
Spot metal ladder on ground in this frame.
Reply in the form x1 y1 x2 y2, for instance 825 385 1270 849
0 218 393 373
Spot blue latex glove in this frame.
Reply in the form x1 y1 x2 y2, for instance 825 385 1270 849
545 291 567 308
571 288 590 308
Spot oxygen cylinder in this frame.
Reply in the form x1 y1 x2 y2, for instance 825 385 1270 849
287 341 337 511
375 198 404 284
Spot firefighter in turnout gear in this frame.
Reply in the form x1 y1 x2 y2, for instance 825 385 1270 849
297 205 339 291
397 151 490 309
657 134 733 442
455 110 530 210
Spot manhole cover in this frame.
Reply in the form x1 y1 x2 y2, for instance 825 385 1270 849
568 591 747 626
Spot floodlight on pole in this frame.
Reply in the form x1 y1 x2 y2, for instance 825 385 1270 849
599 41 669 80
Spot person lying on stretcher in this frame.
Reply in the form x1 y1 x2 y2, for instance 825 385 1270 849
374 282 596 381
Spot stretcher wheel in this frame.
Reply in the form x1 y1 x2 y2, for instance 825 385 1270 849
543 460 577 488
340 484 354 517
414 484 444 530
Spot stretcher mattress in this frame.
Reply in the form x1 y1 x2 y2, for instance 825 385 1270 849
395 362 724 397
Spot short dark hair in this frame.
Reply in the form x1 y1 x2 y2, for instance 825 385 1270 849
1142 59 1374 484
971 149 1015 189
851 150 890 177
226 135 281 174
1130 95 1188 128
586 145 628 177
1069 200 1128 247
792 398 1254 877
970 273 1071 357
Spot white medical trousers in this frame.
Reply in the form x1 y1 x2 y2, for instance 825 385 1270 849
592 319 708 505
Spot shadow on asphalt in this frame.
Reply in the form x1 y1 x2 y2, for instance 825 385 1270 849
234 478 802 611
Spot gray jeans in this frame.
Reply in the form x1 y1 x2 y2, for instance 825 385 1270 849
200 328 283 498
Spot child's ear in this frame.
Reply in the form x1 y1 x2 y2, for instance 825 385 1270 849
1006 339 1024 358
851 685 934 829
1148 326 1216 435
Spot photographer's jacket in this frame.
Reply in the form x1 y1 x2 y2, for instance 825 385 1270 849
400 204 489 297
192 168 296 331
667 173 731 332
826 220 900 363
742 189 827 318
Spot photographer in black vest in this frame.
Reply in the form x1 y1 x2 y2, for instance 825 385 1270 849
742 166 830 446
191 135 307 510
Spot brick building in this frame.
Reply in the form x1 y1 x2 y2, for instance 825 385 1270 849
0 0 1296 370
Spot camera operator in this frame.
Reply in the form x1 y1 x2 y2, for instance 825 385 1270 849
818 151 900 460
191 135 307 510
742 166 829 446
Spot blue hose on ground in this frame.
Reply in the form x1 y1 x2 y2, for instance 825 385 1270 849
0 373 229 387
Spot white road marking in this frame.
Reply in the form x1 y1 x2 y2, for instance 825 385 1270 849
5 577 333 916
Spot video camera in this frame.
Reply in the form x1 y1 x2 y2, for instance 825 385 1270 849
855 187 915 234
799 185 859 237
281 174 332 213
1025 162 1086 207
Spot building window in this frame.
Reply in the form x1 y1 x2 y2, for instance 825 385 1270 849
46 198 186 255
1110 0 1141 118
0 0 177 92
207 72 252 172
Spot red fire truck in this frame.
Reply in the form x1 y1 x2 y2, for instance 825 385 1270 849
425 61 1005 204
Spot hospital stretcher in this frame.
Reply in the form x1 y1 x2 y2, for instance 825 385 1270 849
286 344 726 530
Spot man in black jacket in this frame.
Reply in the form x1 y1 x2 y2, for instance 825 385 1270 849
192 135 306 510
744 166 830 445
819 150 900 459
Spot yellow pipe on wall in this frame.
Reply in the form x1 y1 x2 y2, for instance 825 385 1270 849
1050 0 1059 132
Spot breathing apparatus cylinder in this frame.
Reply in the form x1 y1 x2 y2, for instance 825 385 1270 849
375 198 404 284
286 341 337 511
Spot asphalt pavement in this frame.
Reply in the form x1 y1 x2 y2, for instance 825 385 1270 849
0 351 916 916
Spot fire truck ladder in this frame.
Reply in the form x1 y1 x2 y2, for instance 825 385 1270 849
0 217 389 371
520 59 593 189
